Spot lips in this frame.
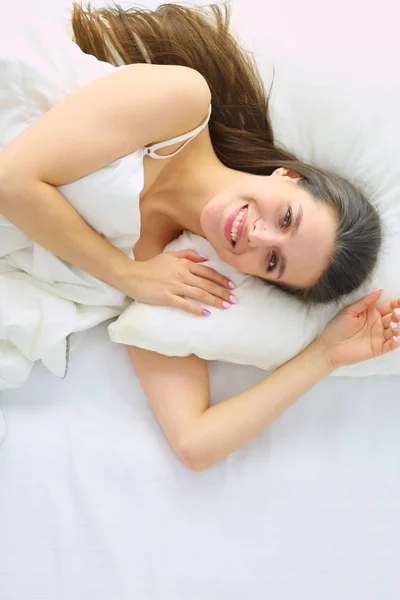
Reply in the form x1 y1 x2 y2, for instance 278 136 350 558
224 205 248 248
233 206 248 247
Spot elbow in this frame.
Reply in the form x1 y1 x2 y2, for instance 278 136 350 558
177 438 214 473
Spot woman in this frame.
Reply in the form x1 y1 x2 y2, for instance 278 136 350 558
0 2 398 463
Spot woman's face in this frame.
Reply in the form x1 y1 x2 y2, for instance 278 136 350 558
200 169 337 288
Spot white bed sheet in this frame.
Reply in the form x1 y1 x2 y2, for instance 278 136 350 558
1 323 400 600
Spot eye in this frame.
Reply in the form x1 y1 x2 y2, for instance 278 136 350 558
282 207 292 229
267 251 278 273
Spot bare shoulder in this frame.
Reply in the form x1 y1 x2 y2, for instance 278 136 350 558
122 63 212 144
0 62 211 186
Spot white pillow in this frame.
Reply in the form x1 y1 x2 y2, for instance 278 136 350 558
109 1 400 377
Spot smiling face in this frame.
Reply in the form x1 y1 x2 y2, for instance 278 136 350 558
200 168 338 287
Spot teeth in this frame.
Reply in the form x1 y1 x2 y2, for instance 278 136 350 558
230 208 246 243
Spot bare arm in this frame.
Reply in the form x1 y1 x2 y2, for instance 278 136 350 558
128 340 333 472
0 64 211 289
128 289 399 472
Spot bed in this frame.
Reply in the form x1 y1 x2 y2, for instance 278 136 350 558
1 321 400 599
1 0 400 598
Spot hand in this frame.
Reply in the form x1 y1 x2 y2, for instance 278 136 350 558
121 249 237 316
319 289 400 369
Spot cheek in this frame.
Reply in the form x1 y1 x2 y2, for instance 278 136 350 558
226 251 262 275
201 200 223 236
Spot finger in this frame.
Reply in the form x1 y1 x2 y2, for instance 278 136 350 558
188 274 238 304
190 263 236 290
170 295 212 317
383 310 400 340
383 326 396 342
382 309 400 330
377 297 400 317
180 284 235 310
344 288 384 317
382 335 399 355
173 249 209 263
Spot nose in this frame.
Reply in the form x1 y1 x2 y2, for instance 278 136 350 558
248 218 280 248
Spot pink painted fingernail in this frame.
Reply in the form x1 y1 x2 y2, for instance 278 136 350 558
199 254 208 260
229 295 238 304
229 281 236 289
222 301 231 309
390 322 398 330
202 309 211 316
374 288 384 292
393 336 399 343
395 309 400 317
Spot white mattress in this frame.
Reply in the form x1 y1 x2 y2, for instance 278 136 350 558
1 323 400 599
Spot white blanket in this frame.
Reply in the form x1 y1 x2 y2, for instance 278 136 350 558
0 11 144 389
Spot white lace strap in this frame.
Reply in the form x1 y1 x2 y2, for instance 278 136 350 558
144 104 212 160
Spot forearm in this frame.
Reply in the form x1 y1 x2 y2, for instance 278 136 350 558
186 340 334 471
0 178 133 290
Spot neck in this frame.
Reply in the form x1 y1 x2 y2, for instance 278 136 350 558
151 137 246 236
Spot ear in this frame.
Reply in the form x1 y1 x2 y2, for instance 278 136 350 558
271 167 302 180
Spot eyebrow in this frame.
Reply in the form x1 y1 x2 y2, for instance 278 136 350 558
276 205 303 280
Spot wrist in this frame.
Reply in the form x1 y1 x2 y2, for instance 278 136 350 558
110 253 137 293
305 337 337 375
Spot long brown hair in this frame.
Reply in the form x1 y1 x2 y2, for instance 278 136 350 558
69 1 382 304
